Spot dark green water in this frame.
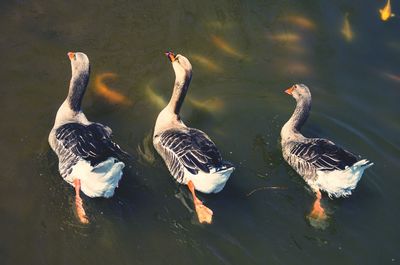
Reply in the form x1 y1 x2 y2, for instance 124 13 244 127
1 0 399 264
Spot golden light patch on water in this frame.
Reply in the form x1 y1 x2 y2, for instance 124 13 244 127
188 97 224 112
145 85 167 109
341 13 353 42
380 0 395 21
281 15 316 30
191 54 223 73
93 72 133 106
211 35 244 59
268 32 302 43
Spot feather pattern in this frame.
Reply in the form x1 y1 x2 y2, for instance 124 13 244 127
290 138 356 170
155 127 232 183
283 138 358 180
55 123 129 169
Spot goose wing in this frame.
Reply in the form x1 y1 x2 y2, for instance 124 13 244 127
56 123 129 166
158 128 225 182
289 138 357 171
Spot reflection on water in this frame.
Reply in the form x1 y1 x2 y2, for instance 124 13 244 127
145 83 225 113
268 32 302 43
188 97 224 112
379 0 395 21
1 0 399 264
93 72 133 106
341 13 353 42
191 54 223 73
382 72 400 83
281 15 316 31
144 85 167 110
211 35 244 59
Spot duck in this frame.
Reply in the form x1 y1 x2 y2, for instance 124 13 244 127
153 52 234 224
281 84 373 220
48 52 129 224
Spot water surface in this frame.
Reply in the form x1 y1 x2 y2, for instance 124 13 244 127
0 0 399 264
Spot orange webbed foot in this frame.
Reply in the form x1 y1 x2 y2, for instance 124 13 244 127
74 179 89 224
75 197 89 224
308 190 327 221
188 181 213 224
194 199 213 224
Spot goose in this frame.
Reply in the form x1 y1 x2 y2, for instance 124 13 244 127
153 52 234 224
48 52 129 223
281 84 373 220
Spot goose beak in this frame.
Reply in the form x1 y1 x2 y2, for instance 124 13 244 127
165 51 176 62
67 52 75 60
285 86 295 95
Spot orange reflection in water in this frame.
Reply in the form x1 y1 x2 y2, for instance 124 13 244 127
93 72 132 106
191 54 223 73
341 13 353 42
268 32 301 43
211 35 244 59
382 72 400 82
380 0 395 21
188 97 224 112
282 15 316 30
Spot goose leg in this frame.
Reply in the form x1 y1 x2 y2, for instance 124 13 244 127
187 180 213 224
309 189 327 220
74 179 89 224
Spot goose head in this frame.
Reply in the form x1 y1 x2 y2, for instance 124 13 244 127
285 83 311 103
165 51 192 80
68 52 90 76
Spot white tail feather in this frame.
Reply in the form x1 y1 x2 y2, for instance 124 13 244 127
183 167 234 194
315 159 373 198
66 157 125 198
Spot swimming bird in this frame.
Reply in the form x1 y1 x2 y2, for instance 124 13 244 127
153 52 234 224
48 52 129 224
281 84 373 220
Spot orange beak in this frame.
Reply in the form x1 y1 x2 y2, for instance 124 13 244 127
285 86 295 95
67 52 75 60
165 51 176 62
